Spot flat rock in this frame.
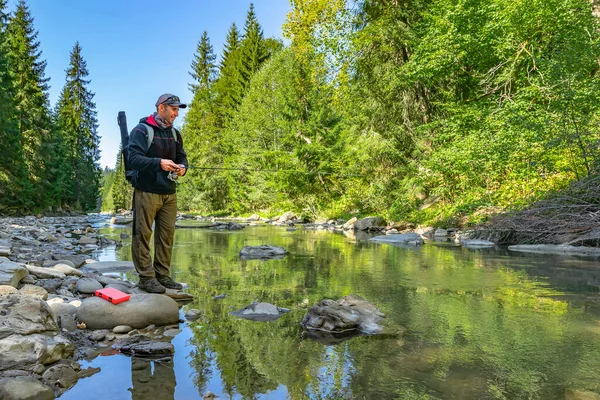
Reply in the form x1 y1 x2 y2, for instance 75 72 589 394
369 233 423 246
25 265 66 280
239 245 288 260
0 257 27 287
0 334 74 370
230 302 290 322
0 295 58 339
460 239 495 248
0 376 55 400
42 364 78 389
112 335 174 356
508 244 600 257
77 294 179 330
18 284 48 300
51 263 83 277
83 261 135 273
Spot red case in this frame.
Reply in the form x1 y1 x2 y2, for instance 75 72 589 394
95 287 130 304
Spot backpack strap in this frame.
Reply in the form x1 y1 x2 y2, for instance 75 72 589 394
141 124 177 151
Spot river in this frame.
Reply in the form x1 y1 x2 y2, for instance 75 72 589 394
59 222 600 399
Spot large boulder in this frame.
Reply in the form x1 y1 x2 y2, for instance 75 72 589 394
0 376 55 400
0 334 74 370
369 233 423 246
0 295 57 339
342 217 357 230
239 245 288 260
353 217 386 231
0 257 27 287
301 294 385 335
76 294 179 330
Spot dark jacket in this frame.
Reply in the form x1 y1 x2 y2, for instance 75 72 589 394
128 114 188 195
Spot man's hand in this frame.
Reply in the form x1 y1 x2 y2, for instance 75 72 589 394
160 159 180 172
176 164 186 176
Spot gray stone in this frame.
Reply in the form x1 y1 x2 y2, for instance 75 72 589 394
44 259 76 269
112 336 174 356
105 283 132 293
89 331 107 341
0 376 55 400
0 257 27 287
37 279 63 293
434 228 448 237
239 245 288 259
277 211 296 223
0 285 19 296
96 275 133 287
51 263 82 277
354 216 386 231
42 364 78 389
0 334 74 369
248 214 261 221
460 239 495 248
82 261 135 273
369 233 424 246
51 255 86 268
112 325 132 334
18 284 48 300
301 294 385 335
185 309 201 321
25 265 65 280
78 236 97 245
77 294 179 330
163 328 182 337
0 295 57 339
508 244 600 257
58 315 77 332
230 302 290 322
110 216 133 225
75 278 102 294
343 217 357 230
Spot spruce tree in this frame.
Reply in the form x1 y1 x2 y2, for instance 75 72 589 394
213 22 242 123
111 148 132 211
6 0 52 208
238 3 268 93
55 42 101 210
0 0 23 209
189 31 216 95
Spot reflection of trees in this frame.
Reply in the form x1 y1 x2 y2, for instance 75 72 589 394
100 225 600 399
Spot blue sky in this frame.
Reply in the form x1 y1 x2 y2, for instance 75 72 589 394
14 0 291 168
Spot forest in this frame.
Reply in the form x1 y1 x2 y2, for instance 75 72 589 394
2 0 600 228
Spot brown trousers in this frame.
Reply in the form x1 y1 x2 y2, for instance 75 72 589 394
131 189 177 279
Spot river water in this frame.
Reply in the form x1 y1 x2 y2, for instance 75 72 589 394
60 223 600 399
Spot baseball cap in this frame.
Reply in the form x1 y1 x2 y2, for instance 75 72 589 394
155 93 187 108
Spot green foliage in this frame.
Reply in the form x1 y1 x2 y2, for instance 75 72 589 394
111 149 132 211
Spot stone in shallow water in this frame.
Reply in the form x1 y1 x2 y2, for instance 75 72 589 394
230 302 291 322
239 245 288 260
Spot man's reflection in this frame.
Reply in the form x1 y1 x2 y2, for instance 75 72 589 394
128 357 176 400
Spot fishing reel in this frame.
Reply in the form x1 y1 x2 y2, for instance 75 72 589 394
167 171 179 182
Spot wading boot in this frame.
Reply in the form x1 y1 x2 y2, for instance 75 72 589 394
157 275 183 290
138 277 166 294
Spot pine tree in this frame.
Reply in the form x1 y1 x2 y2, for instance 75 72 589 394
213 22 242 123
0 0 23 209
55 42 101 210
189 31 216 95
238 3 268 93
6 0 52 208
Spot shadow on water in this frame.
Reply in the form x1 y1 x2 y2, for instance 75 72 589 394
60 224 600 400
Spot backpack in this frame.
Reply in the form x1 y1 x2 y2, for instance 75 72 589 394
124 124 178 182
117 111 178 183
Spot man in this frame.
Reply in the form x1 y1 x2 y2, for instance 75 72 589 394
128 93 188 293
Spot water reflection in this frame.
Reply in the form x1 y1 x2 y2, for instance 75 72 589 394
129 358 176 400
61 224 600 400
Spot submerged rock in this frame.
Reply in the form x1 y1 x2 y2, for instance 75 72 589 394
508 244 600 257
301 294 385 338
369 233 423 246
112 335 174 357
230 302 291 322
239 245 288 260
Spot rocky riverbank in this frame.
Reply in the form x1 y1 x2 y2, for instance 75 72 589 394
0 215 193 399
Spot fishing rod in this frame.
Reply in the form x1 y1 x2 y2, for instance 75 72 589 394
177 166 365 178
